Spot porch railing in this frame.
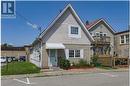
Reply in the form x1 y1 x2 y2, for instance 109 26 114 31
93 36 111 44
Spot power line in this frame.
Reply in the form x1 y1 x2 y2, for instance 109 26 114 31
15 11 42 34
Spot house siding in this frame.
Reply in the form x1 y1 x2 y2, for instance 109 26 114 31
30 42 42 68
115 32 129 58
41 44 92 68
42 44 49 68
64 44 92 63
43 9 91 44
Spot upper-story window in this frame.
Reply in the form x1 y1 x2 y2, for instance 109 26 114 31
95 32 107 37
68 25 81 38
103 33 107 36
100 32 103 37
120 35 125 44
95 32 100 37
126 35 129 44
71 26 78 34
120 34 129 44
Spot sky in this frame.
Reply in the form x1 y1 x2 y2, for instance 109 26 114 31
1 1 129 46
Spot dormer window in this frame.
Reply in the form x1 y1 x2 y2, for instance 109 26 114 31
68 25 81 38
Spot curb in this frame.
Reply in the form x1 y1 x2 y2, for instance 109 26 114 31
1 68 129 80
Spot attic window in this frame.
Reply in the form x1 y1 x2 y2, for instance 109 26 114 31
71 26 78 34
68 25 81 38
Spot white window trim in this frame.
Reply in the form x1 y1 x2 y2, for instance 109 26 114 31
66 49 83 59
125 35 129 44
68 25 81 38
95 32 107 37
95 32 100 36
120 35 126 44
103 33 107 36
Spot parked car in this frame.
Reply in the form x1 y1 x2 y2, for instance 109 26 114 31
0 57 6 63
11 57 17 61
6 57 12 63
19 56 26 62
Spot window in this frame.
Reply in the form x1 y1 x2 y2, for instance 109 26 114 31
100 32 103 37
126 35 129 44
95 32 100 37
103 33 107 36
71 26 78 34
75 50 80 57
95 32 107 37
69 50 80 58
121 35 125 44
68 25 81 38
69 50 74 57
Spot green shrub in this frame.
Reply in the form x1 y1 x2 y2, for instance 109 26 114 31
90 55 101 67
1 62 40 75
72 59 92 68
77 59 88 67
59 58 70 70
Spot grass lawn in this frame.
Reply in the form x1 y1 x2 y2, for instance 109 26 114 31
1 62 40 75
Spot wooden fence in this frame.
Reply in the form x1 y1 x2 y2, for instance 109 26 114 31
98 55 129 67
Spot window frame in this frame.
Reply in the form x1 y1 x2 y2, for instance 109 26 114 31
103 33 107 37
69 49 81 58
70 26 79 34
69 50 74 57
75 50 80 57
68 25 81 38
120 35 125 44
95 32 100 37
126 34 129 44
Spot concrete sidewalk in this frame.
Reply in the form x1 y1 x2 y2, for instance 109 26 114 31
1 67 129 80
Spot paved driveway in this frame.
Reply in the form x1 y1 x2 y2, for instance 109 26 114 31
1 72 128 86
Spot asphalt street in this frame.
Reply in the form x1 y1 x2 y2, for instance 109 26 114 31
1 72 129 86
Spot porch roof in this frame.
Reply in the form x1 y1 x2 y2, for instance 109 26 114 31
46 43 65 49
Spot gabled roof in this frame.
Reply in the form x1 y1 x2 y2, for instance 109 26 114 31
86 18 102 29
39 4 94 42
86 18 116 34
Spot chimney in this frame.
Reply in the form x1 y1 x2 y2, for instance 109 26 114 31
86 20 89 25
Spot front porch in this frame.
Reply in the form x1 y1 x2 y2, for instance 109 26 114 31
45 43 66 68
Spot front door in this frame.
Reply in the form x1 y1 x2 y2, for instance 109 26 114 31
49 49 57 67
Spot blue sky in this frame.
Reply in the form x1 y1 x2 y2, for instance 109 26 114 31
1 1 129 46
